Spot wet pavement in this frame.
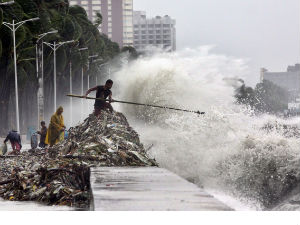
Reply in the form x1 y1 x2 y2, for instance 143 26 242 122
0 197 72 211
91 167 233 211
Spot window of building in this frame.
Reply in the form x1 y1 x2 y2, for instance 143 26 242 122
93 6 101 10
141 25 146 28
163 24 170 28
149 35 154 39
148 24 154 28
81 1 88 4
148 30 153 34
124 11 132 16
155 24 161 28
156 40 161 44
141 31 146 34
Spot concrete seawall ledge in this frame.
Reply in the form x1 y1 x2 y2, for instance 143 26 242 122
91 167 233 211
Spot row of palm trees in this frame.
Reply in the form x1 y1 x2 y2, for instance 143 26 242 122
0 0 121 135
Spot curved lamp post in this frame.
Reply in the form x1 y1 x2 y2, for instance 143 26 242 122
36 30 58 128
43 40 75 112
69 47 88 125
2 17 40 132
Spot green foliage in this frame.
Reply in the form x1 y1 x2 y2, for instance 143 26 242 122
0 0 120 133
254 80 288 113
235 80 289 114
68 5 87 17
0 39 2 57
121 46 138 60
94 11 102 27
0 8 3 25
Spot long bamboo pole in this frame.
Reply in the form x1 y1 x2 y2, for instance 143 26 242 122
67 94 205 115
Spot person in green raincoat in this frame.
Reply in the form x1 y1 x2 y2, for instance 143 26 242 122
45 106 65 146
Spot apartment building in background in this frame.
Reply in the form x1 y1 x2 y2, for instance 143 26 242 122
261 63 300 100
133 11 176 52
69 0 133 47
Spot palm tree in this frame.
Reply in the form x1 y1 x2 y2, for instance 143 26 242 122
0 0 121 134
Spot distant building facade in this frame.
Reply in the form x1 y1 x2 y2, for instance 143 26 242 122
69 0 133 47
133 11 176 52
260 64 300 100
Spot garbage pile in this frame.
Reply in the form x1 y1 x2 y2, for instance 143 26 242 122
0 111 157 209
0 153 91 209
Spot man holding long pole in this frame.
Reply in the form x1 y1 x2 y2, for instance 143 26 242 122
84 79 114 117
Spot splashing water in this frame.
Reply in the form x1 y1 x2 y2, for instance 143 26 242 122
113 47 300 210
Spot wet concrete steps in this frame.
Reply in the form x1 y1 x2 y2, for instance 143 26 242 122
90 167 232 211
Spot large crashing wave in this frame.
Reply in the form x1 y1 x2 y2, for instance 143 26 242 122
113 47 300 210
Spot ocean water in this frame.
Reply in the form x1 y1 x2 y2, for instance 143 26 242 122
112 47 300 210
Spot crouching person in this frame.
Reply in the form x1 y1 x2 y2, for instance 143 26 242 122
4 130 22 155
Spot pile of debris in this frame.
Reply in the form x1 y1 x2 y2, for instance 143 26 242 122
0 111 157 209
51 111 157 167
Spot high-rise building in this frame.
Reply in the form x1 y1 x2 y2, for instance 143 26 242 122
69 0 133 47
133 11 176 52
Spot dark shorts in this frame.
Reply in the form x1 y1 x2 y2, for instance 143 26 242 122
94 103 113 116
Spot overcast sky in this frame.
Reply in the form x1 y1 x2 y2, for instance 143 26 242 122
133 0 300 86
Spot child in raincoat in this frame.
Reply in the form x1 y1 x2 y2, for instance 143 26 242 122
45 106 65 147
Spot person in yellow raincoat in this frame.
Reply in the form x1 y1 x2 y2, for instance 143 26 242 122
45 106 65 146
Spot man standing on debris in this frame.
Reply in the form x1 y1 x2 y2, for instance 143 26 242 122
84 79 114 116
4 130 22 155
37 121 47 148
45 106 65 147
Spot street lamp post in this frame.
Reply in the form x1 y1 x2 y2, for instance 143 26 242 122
43 40 75 112
87 55 98 112
36 30 58 128
69 47 88 125
87 55 99 90
97 62 109 86
2 17 40 133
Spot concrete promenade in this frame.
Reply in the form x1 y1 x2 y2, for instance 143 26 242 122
91 167 232 211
